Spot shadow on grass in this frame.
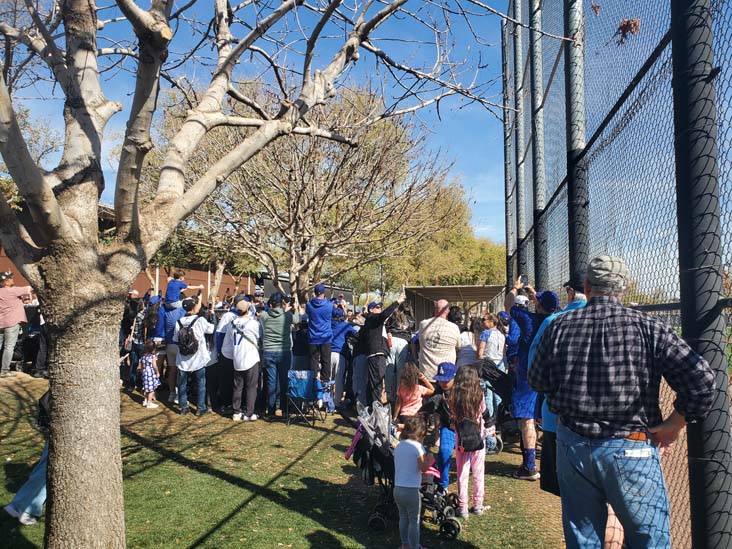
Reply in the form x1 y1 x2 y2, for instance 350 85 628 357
488 460 525 479
121 422 481 548
0 512 37 549
3 462 34 494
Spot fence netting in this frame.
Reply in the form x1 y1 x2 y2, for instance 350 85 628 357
504 1 732 546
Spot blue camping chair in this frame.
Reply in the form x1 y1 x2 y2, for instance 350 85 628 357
287 370 326 426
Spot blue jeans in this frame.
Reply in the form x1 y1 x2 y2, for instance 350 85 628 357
352 355 368 407
177 368 207 411
129 342 144 386
436 426 456 490
263 351 291 413
10 441 48 518
481 362 505 420
556 424 670 549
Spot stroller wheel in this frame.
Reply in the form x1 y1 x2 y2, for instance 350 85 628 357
446 493 459 508
368 513 387 531
373 503 392 518
487 436 504 456
442 505 456 518
439 517 461 540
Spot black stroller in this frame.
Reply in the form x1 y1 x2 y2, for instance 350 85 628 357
347 403 461 540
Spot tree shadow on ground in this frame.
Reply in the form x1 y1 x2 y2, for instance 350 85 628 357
488 459 526 479
121 422 481 548
3 462 34 493
0 508 41 548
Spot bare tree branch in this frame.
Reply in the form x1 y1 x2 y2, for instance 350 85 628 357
0 70 72 242
303 0 343 84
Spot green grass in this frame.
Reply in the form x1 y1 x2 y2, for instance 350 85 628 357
0 377 563 548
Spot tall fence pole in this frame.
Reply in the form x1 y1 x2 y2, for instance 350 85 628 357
564 0 588 280
502 19 516 288
670 1 732 547
530 0 547 289
513 0 527 278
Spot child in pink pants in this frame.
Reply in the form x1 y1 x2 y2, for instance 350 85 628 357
450 366 488 517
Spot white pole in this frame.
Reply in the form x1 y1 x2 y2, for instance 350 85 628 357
155 265 159 294
207 266 211 303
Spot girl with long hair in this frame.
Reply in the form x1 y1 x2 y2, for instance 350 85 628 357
449 366 487 518
393 362 434 424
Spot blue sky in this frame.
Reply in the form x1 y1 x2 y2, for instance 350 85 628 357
17 0 510 244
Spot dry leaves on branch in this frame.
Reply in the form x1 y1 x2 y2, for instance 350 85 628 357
616 18 641 45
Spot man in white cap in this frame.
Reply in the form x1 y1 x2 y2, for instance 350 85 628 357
0 272 32 377
529 255 715 548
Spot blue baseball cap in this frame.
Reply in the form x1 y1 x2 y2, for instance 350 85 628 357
367 301 381 311
314 283 327 295
497 311 510 323
433 362 457 382
332 308 345 319
536 290 560 313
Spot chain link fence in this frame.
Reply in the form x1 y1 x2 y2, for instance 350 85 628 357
503 0 732 546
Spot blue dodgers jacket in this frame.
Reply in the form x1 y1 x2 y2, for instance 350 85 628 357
505 317 520 360
510 305 548 377
163 306 187 344
331 319 357 354
306 297 335 344
147 296 166 339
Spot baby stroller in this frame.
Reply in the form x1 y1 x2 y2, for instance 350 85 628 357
346 403 461 540
346 402 395 530
476 358 520 452
418 461 461 539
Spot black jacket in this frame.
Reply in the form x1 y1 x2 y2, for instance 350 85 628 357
363 301 399 356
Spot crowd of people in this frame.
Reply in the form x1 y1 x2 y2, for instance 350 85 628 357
2 257 719 549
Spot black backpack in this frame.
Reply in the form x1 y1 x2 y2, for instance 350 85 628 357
144 301 162 336
177 317 201 356
456 418 484 452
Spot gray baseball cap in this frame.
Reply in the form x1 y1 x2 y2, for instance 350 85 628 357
586 256 630 291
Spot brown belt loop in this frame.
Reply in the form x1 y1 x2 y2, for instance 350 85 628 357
625 431 648 442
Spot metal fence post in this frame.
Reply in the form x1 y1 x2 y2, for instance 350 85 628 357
502 19 516 288
671 1 732 547
564 0 588 280
513 0 527 278
530 0 547 289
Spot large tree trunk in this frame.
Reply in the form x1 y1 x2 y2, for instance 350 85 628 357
209 259 226 303
38 251 134 548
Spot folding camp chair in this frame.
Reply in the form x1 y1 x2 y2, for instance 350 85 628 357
286 370 326 426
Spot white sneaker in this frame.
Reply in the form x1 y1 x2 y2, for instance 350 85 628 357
146 402 159 409
4 505 36 525
232 413 242 421
18 512 37 525
142 400 148 408
245 414 258 422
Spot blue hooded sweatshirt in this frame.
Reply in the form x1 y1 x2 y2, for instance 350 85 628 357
148 295 166 339
163 306 187 344
306 297 334 344
331 319 357 354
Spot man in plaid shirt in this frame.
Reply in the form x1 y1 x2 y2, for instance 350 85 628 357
529 255 715 548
